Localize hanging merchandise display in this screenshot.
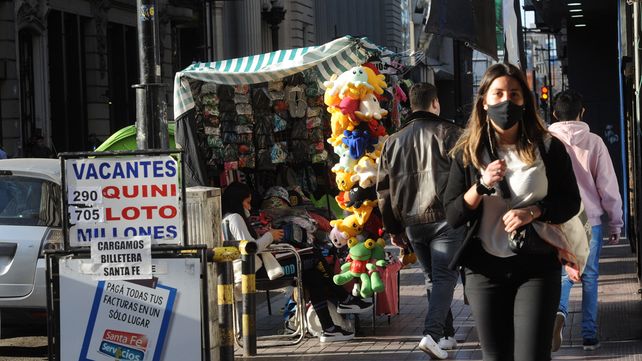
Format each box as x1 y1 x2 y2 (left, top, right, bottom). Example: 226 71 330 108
173 36 414 197
324 65 391 299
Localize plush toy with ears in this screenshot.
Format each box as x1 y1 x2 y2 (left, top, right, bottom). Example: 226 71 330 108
329 226 350 248
355 92 389 121
323 66 373 102
331 144 358 172
328 106 359 140
342 130 377 160
333 238 385 298
334 169 357 191
363 66 387 95
330 214 365 237
351 156 378 189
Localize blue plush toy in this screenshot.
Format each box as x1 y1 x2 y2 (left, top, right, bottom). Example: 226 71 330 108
342 129 378 159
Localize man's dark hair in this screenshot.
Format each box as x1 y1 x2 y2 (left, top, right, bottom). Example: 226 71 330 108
552 89 583 122
409 82 438 112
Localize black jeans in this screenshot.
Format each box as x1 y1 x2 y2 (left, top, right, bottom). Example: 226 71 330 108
256 250 348 330
464 240 561 361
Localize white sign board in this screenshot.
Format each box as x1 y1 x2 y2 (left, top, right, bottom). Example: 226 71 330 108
90 236 152 280
59 258 202 361
65 156 182 247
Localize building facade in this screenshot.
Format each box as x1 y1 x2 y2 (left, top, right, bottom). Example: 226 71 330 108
0 0 411 157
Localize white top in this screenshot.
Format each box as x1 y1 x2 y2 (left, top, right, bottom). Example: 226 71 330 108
223 212 274 277
223 213 274 252
478 145 548 257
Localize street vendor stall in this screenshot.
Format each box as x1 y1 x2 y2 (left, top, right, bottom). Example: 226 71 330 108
172 38 409 341
172 36 406 197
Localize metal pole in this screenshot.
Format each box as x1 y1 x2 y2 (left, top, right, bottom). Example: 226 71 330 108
240 240 257 356
633 0 642 287
634 1 641 135
204 0 214 61
134 0 168 150
217 260 234 361
547 33 553 123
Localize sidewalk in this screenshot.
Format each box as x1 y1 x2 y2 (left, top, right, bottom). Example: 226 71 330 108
236 242 642 360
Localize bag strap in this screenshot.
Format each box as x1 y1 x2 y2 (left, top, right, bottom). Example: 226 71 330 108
484 137 512 199
223 219 235 241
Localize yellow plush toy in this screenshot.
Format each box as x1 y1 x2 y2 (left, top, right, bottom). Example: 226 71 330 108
363 66 387 95
328 106 358 140
334 170 357 191
330 214 365 237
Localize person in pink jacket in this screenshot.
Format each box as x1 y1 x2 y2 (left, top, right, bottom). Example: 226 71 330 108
548 89 623 352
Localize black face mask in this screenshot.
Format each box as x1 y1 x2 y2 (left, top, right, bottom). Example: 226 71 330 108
486 100 524 130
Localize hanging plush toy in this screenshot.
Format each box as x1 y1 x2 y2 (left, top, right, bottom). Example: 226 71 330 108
331 144 358 172
362 66 387 95
333 238 385 298
323 66 373 102
325 63 390 297
355 93 389 121
334 169 357 191
345 184 377 209
329 226 350 248
342 129 377 159
350 156 378 189
329 214 365 238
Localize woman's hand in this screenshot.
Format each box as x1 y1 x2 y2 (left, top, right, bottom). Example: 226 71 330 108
502 206 539 233
269 228 284 242
565 265 581 282
482 159 507 188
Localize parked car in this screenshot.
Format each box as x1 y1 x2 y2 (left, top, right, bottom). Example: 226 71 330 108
0 159 62 337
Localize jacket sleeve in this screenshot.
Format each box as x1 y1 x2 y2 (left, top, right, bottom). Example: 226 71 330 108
437 125 463 200
376 139 404 235
594 139 624 235
444 152 481 228
226 213 273 252
538 137 581 224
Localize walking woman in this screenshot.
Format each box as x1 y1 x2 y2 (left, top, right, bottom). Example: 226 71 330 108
443 63 581 361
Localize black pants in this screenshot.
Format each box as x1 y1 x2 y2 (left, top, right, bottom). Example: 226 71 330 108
464 241 561 361
256 250 349 330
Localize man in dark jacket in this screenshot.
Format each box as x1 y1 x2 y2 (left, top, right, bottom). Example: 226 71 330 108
376 83 463 359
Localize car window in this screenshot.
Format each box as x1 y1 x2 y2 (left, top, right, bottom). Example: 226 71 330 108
0 176 61 227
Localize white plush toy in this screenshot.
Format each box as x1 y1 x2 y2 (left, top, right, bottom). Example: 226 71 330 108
331 144 358 172
355 92 389 120
350 156 378 188
323 66 374 100
329 226 350 248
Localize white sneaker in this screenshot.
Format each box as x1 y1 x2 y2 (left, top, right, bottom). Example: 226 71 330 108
551 311 565 352
319 325 354 342
438 336 458 350
419 335 448 359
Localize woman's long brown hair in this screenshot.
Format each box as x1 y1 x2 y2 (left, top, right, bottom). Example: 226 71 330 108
450 63 548 169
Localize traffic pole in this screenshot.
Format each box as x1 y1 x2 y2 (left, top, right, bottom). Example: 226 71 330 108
239 240 257 356
216 260 234 361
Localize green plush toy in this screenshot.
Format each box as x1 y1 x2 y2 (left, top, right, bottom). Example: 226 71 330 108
333 238 386 298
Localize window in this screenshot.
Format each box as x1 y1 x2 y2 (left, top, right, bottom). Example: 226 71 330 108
47 10 88 152
0 176 61 227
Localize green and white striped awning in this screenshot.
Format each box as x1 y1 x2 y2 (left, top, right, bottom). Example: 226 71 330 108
173 36 388 120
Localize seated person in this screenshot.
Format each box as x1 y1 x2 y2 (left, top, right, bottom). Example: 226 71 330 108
223 182 365 342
